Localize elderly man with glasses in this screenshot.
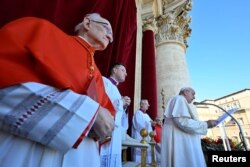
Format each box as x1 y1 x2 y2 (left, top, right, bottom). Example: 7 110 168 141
0 13 115 167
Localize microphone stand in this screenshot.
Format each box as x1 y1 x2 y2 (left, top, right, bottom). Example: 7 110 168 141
194 102 248 151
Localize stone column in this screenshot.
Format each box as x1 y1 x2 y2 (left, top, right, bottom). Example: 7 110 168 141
155 0 192 116
134 0 143 111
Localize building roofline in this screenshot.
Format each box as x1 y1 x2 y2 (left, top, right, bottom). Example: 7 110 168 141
214 88 250 101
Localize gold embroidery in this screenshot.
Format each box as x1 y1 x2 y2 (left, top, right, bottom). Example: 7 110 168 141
73 36 95 80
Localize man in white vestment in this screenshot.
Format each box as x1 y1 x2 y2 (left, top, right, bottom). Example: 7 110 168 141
132 99 155 163
100 63 131 167
161 87 218 167
0 13 115 167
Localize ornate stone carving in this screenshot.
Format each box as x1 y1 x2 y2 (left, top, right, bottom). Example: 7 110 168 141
161 88 166 112
142 17 157 32
155 0 192 47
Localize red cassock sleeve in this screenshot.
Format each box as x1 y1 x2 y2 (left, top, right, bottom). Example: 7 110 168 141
0 17 115 115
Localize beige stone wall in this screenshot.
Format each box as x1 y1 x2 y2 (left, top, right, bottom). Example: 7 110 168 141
196 89 250 149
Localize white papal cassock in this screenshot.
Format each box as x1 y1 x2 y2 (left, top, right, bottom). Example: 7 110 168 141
161 95 208 167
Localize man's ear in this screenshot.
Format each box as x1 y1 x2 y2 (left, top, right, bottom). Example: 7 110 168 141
82 17 91 31
183 90 189 96
113 68 118 74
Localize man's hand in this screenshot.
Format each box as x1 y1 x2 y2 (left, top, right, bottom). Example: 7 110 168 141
150 120 157 127
122 96 131 109
206 120 218 128
91 106 115 140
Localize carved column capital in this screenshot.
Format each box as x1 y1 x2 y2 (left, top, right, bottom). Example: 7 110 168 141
155 0 192 48
142 17 158 33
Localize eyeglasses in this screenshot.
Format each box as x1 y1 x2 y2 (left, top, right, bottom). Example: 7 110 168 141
90 20 109 27
89 19 113 42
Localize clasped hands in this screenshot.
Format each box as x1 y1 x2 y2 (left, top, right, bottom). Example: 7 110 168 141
122 96 131 109
88 96 131 141
89 106 115 142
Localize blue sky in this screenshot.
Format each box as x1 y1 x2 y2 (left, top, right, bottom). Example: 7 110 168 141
186 0 250 101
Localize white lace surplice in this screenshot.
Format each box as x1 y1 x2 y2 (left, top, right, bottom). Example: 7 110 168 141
0 82 100 167
132 110 153 163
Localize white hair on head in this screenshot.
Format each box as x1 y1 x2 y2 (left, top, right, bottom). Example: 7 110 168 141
179 87 194 95
85 13 101 19
74 13 102 33
74 22 83 33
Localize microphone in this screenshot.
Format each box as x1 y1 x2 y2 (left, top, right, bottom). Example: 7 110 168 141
193 102 202 105
193 101 210 105
193 101 248 151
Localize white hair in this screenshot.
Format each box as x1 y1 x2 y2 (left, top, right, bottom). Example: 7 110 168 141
74 22 83 33
74 13 102 33
179 87 194 95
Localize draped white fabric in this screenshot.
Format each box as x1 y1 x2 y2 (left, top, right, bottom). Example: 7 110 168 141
132 110 153 163
0 82 100 167
100 77 128 167
161 95 208 167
